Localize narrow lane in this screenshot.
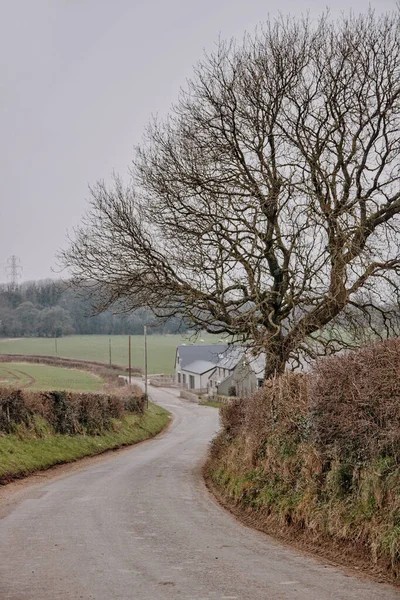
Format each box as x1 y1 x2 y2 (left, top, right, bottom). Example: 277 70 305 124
0 388 398 600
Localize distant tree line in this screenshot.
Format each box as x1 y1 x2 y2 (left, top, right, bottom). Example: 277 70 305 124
0 280 190 338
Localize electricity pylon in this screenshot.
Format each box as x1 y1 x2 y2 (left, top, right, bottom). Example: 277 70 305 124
6 255 22 290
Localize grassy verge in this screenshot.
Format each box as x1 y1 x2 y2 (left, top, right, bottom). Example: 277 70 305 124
199 400 222 408
206 438 400 584
206 361 400 584
0 402 169 483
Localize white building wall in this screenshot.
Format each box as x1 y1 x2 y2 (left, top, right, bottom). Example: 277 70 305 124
176 369 214 391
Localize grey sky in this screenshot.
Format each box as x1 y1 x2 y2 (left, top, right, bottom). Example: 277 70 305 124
0 0 396 283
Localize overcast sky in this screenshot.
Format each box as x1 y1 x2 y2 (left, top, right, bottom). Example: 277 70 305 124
0 0 397 283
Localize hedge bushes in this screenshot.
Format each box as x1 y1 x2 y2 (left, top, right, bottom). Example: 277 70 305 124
209 338 400 580
311 339 400 464
0 387 145 436
219 337 400 470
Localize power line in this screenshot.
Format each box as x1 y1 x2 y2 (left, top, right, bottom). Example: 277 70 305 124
6 255 22 290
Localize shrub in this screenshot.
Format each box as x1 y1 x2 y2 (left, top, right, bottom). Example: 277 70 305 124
0 388 31 433
220 397 246 438
0 386 145 436
237 372 309 463
49 390 76 434
208 339 400 578
310 338 400 465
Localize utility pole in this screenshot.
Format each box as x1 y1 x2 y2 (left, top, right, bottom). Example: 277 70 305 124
6 255 22 290
109 337 112 366
128 335 132 384
55 336 58 356
144 325 148 408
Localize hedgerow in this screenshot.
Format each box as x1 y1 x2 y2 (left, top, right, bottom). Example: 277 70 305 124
208 338 400 580
0 386 145 436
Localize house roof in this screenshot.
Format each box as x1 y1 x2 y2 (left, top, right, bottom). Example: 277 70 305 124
176 343 266 377
215 345 244 370
216 351 266 383
182 360 217 375
176 344 229 369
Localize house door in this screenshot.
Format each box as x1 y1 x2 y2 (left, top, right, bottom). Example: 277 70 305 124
189 375 195 389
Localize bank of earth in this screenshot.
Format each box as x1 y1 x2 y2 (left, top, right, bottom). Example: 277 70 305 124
0 401 170 484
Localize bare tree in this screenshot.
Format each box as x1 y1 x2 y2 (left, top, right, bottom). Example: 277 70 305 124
63 9 400 378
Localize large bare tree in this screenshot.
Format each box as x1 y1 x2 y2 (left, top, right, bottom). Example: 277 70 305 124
64 10 400 377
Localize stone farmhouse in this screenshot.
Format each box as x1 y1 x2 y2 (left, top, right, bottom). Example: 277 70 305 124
175 344 266 397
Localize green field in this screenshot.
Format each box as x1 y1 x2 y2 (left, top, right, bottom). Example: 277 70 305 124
0 333 226 374
0 363 103 392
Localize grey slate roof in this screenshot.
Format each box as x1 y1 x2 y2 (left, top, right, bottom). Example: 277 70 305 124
176 344 266 377
215 345 244 370
176 344 229 369
182 360 217 375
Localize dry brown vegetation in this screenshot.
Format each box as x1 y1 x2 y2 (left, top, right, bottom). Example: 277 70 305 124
207 338 400 582
311 341 400 464
0 385 145 437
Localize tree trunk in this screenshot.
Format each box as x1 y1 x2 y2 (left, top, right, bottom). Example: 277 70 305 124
263 341 288 380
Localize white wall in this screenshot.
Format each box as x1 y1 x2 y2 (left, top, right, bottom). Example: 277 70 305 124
176 369 214 390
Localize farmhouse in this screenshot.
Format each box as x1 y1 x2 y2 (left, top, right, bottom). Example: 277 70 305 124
175 344 266 397
175 344 228 392
213 352 265 398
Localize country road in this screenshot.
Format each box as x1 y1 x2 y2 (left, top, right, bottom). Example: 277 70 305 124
0 388 398 600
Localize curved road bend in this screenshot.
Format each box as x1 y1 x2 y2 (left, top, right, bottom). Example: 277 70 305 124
0 387 398 600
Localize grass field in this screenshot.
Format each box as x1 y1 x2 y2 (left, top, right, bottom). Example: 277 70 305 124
0 362 103 392
0 333 226 374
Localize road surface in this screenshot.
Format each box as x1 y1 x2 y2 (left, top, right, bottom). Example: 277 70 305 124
0 387 398 599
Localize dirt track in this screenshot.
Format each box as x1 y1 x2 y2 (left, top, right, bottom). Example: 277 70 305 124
0 365 36 387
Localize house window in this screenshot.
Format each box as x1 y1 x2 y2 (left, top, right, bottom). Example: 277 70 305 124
177 373 181 383
189 375 195 389
258 378 264 388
